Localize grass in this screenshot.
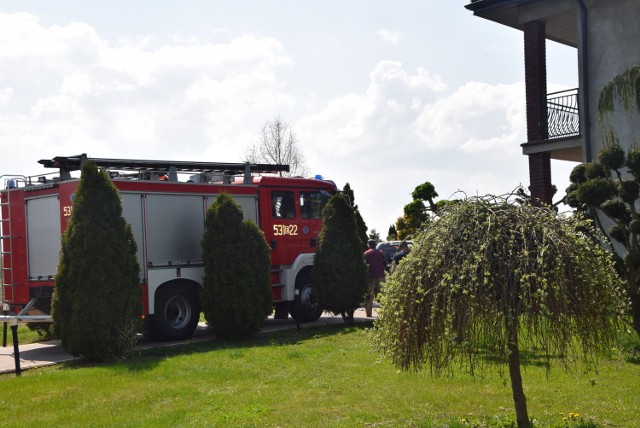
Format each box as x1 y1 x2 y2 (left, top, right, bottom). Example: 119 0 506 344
0 323 639 427
1 323 51 345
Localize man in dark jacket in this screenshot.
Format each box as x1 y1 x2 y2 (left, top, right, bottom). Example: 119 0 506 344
391 240 410 271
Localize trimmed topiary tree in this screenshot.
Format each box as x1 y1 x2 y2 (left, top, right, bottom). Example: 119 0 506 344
565 140 640 337
373 195 627 428
51 160 142 362
313 193 368 323
564 63 640 337
395 181 441 240
202 192 272 340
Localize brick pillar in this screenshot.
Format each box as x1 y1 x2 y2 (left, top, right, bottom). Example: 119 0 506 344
524 21 554 205
528 152 553 205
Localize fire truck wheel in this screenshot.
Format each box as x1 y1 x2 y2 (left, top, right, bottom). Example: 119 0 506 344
289 270 323 322
149 285 200 341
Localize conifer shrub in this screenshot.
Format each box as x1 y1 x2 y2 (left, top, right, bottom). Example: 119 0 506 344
201 192 272 340
312 193 368 323
51 161 142 362
343 183 369 250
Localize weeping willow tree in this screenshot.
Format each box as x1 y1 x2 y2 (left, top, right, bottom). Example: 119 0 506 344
373 195 627 428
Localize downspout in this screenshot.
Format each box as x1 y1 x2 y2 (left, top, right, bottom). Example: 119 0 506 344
576 0 592 162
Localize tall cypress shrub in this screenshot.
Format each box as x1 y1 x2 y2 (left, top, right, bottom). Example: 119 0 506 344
313 193 368 322
51 161 142 361
343 183 369 250
202 193 272 340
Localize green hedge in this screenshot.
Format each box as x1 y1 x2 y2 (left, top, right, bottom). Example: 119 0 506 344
201 193 272 340
52 160 142 362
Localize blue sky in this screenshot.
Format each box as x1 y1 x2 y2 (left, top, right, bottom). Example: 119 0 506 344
0 1 578 235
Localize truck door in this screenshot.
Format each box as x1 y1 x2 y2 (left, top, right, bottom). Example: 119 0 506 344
264 189 303 266
298 189 331 254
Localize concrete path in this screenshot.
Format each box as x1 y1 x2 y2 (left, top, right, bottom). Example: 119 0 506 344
0 307 377 375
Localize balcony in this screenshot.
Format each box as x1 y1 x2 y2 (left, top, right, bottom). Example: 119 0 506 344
522 88 582 162
547 88 579 139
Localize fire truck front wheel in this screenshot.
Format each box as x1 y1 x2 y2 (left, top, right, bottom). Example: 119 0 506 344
289 270 324 323
148 284 200 341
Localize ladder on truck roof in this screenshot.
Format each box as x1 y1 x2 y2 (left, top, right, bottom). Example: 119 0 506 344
0 175 27 306
38 154 290 184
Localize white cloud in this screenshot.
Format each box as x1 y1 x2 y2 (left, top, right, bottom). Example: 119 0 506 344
297 65 530 233
0 87 13 106
31 95 84 117
377 29 402 45
0 13 296 168
411 81 525 153
0 13 103 77
298 61 447 160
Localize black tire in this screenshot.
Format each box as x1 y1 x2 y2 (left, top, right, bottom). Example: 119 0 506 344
289 270 323 322
148 285 200 341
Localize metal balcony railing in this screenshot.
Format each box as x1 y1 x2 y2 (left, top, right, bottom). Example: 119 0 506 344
547 88 580 139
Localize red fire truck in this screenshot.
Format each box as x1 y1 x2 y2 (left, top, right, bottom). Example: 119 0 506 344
1 154 336 340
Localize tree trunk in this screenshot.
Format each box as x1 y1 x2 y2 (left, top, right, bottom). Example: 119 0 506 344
508 338 531 428
341 309 355 325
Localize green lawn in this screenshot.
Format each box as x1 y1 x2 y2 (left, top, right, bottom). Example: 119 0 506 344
5 323 51 345
1 323 638 427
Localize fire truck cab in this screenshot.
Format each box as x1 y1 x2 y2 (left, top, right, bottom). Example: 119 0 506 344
1 154 336 340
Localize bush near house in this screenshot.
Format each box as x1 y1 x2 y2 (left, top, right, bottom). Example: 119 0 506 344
201 192 272 340
51 160 142 362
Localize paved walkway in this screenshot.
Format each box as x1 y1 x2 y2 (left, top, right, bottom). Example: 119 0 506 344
0 307 377 375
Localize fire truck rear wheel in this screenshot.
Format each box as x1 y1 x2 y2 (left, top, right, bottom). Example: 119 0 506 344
289 270 323 322
148 285 200 341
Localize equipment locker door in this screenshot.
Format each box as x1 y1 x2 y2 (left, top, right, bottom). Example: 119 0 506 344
25 195 61 280
205 194 259 224
120 193 145 280
145 194 204 267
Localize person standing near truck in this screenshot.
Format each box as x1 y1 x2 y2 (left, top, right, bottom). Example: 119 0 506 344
363 239 386 317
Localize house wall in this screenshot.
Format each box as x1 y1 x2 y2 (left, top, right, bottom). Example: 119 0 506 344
585 0 640 158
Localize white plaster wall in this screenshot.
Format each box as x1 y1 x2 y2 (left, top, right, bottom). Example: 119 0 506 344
586 0 640 157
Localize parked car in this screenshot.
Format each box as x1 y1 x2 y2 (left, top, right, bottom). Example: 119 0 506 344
376 240 413 263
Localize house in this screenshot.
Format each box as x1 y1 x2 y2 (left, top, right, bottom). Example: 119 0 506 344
465 0 640 204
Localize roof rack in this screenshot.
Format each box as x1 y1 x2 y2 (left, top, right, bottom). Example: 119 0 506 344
38 154 290 183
